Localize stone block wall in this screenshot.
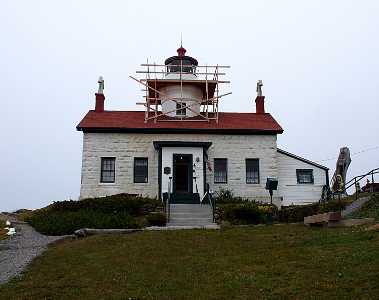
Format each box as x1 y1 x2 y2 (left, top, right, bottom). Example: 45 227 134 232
79 132 279 206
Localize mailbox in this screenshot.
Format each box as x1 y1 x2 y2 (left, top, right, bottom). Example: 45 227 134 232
164 167 171 175
266 178 278 191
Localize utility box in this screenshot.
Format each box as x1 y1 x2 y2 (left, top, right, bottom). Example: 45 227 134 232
266 178 278 191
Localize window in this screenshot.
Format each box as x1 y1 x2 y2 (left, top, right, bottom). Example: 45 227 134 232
214 158 227 183
246 159 259 184
167 59 195 73
101 158 115 183
134 158 148 183
176 102 186 115
297 169 314 184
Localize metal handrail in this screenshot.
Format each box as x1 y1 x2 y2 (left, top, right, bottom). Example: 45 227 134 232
319 167 378 213
344 168 378 193
167 180 171 223
194 177 199 203
206 183 216 223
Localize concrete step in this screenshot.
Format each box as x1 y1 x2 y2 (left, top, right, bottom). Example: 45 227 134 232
341 196 371 217
169 204 212 213
168 193 200 204
167 204 215 227
168 221 215 226
304 211 341 225
169 218 214 225
170 213 212 218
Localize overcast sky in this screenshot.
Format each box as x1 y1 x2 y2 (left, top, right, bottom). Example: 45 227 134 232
1 1 378 212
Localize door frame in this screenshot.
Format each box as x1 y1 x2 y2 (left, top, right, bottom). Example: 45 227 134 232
173 154 193 193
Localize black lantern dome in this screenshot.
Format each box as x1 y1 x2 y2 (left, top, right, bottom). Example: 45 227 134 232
164 46 198 74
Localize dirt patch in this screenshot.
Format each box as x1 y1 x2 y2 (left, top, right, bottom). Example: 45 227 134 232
366 223 379 231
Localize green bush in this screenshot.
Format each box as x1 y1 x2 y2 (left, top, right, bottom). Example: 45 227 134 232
49 195 156 215
22 195 164 235
316 199 346 214
288 206 307 223
216 197 249 205
23 211 139 236
217 187 235 199
217 202 266 225
215 187 249 205
147 214 166 226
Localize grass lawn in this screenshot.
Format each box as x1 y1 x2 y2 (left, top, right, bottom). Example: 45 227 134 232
1 224 378 299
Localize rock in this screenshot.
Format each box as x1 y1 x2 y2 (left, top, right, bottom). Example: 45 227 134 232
74 228 87 237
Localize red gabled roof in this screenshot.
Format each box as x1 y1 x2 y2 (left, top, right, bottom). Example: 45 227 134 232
76 111 283 134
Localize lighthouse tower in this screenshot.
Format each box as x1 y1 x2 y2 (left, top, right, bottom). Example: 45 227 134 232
132 46 230 123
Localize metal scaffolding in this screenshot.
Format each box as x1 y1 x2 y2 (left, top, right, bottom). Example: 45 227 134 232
130 60 231 123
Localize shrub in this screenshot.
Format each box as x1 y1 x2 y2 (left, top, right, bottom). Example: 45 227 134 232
217 187 234 199
23 211 139 235
216 197 248 205
147 214 166 226
288 206 307 223
217 202 266 225
316 199 346 214
258 205 274 214
48 195 157 215
21 195 164 235
274 202 319 223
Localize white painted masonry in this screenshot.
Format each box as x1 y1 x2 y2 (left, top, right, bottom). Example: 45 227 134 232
80 132 280 207
277 150 328 206
161 146 204 196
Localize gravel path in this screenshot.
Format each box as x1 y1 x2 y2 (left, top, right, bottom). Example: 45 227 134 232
0 213 62 286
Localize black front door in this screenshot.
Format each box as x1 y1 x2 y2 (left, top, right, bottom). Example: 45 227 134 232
173 154 192 193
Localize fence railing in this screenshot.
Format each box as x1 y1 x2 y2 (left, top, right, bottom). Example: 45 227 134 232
319 167 378 213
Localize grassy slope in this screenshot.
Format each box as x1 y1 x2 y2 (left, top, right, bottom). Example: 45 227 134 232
1 225 378 299
344 193 379 220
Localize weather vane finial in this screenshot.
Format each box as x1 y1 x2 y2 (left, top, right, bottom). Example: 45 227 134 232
181 34 183 47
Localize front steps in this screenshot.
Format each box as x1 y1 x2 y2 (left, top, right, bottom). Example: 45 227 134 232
167 204 216 227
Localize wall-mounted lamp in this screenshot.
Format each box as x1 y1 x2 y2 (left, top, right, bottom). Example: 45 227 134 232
196 157 200 162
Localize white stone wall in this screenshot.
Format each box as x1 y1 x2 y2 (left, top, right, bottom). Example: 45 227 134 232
80 132 279 206
277 152 328 206
206 134 279 206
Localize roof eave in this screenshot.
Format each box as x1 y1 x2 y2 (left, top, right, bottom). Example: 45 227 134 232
76 127 283 135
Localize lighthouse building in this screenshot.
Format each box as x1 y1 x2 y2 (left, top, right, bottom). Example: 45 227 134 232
77 47 328 208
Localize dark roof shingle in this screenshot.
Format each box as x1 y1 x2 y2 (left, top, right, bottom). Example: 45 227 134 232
77 111 283 134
